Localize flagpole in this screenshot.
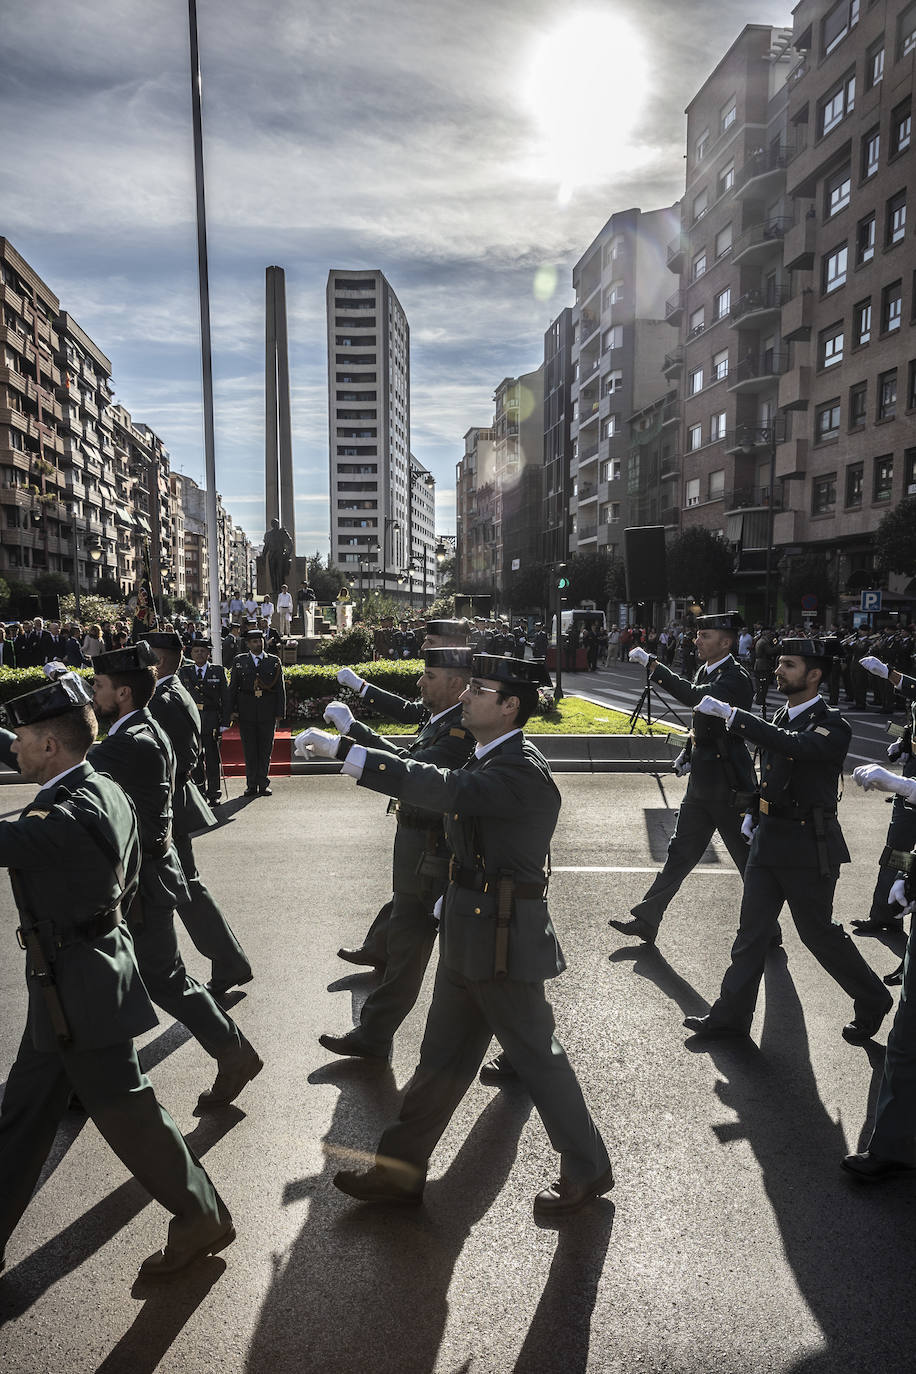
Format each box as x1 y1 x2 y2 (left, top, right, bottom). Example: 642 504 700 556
188 0 223 665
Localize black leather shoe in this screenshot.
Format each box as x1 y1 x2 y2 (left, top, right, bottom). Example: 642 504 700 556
337 946 386 970
533 1165 615 1217
206 972 254 999
207 795 222 806
885 962 904 987
842 1151 916 1182
851 916 904 934
318 1031 388 1061
333 1166 424 1205
243 787 258 797
608 916 657 945
683 1015 748 1039
138 1217 236 1277
842 996 894 1045
197 1036 263 1110
479 1053 519 1086
258 786 272 796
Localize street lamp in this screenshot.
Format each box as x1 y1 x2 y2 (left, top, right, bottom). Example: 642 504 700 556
382 519 399 598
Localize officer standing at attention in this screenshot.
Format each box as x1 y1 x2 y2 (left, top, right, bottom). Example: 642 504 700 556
144 632 253 999
0 672 234 1278
88 643 262 1108
611 612 757 945
302 655 612 1217
229 626 286 797
314 647 475 1060
179 637 231 806
684 638 893 1044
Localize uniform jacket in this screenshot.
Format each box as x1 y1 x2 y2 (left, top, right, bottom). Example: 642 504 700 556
179 659 231 726
25 629 55 667
0 639 15 668
0 751 158 1052
892 672 916 780
148 675 217 837
229 651 286 723
730 697 851 869
90 710 190 913
360 680 427 726
651 654 756 804
356 731 565 982
349 702 474 897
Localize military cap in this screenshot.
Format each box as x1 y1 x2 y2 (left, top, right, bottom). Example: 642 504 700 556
696 612 744 632
0 672 93 728
779 637 839 664
190 637 213 649
142 631 184 652
471 654 552 689
425 646 473 671
93 641 158 675
241 625 265 640
424 618 471 642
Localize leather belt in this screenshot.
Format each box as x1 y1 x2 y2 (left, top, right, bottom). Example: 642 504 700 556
47 904 124 951
759 799 836 820
448 861 546 900
396 813 442 830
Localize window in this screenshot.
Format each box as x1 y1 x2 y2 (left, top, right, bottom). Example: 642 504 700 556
607 279 624 304
687 423 703 452
867 38 885 88
604 502 621 524
605 369 624 393
693 188 709 221
714 287 731 320
846 462 864 506
712 348 729 381
601 457 621 482
822 244 848 293
692 251 707 281
862 128 880 179
854 299 872 345
686 478 700 507
812 474 837 513
856 213 875 264
695 127 710 162
819 322 845 368
603 325 623 351
718 163 735 197
909 361 916 411
887 191 907 246
878 370 897 421
720 98 737 133
688 306 706 336
849 380 867 427
715 224 733 259
823 0 859 55
826 166 851 217
709 468 725 499
688 366 704 396
602 415 620 438
892 101 911 157
898 1 916 58
874 454 893 500
816 399 841 440
819 73 855 137
710 412 727 441
882 281 903 333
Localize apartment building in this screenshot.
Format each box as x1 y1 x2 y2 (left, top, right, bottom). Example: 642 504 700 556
456 426 497 590
405 453 437 603
569 204 680 559
543 307 575 566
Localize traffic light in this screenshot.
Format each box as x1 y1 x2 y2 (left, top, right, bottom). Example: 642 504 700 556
557 576 570 590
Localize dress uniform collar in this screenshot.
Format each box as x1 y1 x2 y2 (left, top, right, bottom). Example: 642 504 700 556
474 727 523 761
31 759 93 806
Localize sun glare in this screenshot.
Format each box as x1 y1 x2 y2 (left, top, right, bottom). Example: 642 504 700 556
521 10 649 204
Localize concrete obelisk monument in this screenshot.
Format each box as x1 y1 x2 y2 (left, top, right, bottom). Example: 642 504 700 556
259 266 305 604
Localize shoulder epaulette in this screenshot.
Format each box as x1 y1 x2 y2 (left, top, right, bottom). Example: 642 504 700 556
449 727 470 739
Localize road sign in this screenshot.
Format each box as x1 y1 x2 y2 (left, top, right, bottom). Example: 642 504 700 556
860 590 882 613
800 593 818 612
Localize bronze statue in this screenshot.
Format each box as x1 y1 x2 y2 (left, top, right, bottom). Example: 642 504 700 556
263 517 293 596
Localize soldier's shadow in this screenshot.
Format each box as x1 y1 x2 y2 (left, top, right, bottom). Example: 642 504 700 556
248 1063 534 1373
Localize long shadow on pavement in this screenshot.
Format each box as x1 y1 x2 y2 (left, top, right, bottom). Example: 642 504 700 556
93 1256 228 1374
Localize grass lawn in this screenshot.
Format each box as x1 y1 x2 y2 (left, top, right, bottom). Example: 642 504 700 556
291 696 671 736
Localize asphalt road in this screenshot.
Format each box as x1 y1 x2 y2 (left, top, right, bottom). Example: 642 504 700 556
566 658 901 765
1 773 915 1374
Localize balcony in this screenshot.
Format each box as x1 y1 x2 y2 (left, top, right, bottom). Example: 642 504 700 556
727 351 787 393
578 524 598 542
731 217 792 266
733 144 794 200
580 312 600 343
723 421 786 455
775 437 808 479
724 486 783 513
781 288 814 340
660 398 680 428
665 291 685 325
662 346 684 378
666 233 687 274
778 364 812 411
782 213 816 271
577 482 598 503
729 282 791 327
578 442 599 466
660 505 681 528
659 456 681 480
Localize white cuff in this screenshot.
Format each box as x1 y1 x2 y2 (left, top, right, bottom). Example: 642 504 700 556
358 681 369 698
341 744 367 779
725 706 737 728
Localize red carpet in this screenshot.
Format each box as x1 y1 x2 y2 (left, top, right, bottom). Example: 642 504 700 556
219 725 292 777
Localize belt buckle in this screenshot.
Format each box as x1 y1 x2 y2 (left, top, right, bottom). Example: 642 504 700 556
759 799 770 815
15 926 25 951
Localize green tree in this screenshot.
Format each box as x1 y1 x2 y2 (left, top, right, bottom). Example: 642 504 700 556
665 528 733 604
875 495 916 576
304 553 348 603
505 564 550 614
425 593 456 618
566 551 627 606
780 551 834 616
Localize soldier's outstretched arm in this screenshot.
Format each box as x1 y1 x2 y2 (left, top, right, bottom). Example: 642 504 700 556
729 707 850 763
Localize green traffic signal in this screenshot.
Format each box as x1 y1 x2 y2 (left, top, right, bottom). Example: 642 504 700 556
557 577 570 589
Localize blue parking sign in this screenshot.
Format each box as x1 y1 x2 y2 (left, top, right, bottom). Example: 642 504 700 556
860 590 882 613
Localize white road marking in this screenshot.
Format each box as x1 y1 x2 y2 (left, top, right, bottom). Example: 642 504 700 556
552 865 739 875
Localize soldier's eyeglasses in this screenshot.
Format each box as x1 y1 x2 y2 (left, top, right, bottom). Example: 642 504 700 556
467 681 504 697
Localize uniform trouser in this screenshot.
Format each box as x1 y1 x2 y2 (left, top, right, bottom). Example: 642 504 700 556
193 711 222 799
868 794 916 922
869 922 916 1162
633 797 749 931
360 899 394 960
130 908 241 1060
174 833 252 987
0 1029 222 1257
240 718 276 790
707 861 890 1033
377 963 610 1186
358 892 438 1052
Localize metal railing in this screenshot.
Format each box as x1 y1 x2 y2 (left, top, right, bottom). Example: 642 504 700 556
729 282 792 323
724 486 784 511
732 217 793 259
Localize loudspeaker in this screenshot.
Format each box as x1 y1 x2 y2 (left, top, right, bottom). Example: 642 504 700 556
623 526 668 603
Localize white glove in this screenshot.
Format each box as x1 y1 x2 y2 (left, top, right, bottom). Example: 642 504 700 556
888 739 905 761
695 695 735 724
672 748 691 777
860 656 889 679
852 765 916 801
219 725 229 734
432 895 443 922
323 700 355 733
628 646 652 667
741 813 757 845
337 667 365 692
294 728 341 760
42 660 69 680
889 877 915 913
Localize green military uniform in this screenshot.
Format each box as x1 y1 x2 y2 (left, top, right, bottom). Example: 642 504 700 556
178 653 231 803
859 671 916 927
0 677 227 1272
228 637 286 794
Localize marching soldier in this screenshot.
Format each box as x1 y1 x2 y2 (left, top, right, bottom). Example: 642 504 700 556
179 637 231 805
611 612 757 944
228 626 286 797
684 638 892 1044
0 672 234 1278
314 647 475 1060
302 655 613 1218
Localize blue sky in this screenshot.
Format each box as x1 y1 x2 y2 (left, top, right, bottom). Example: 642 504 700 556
1 0 791 556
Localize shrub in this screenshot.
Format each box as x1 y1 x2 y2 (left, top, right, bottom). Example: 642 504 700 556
317 624 374 665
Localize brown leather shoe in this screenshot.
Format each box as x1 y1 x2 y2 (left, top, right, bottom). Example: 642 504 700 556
138 1217 236 1277
197 1036 263 1110
333 1165 424 1205
533 1165 614 1217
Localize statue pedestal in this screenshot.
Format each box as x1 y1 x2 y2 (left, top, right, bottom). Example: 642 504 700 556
336 603 353 634
257 552 309 600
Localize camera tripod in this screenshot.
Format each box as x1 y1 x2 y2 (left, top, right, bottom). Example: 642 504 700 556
627 664 690 734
